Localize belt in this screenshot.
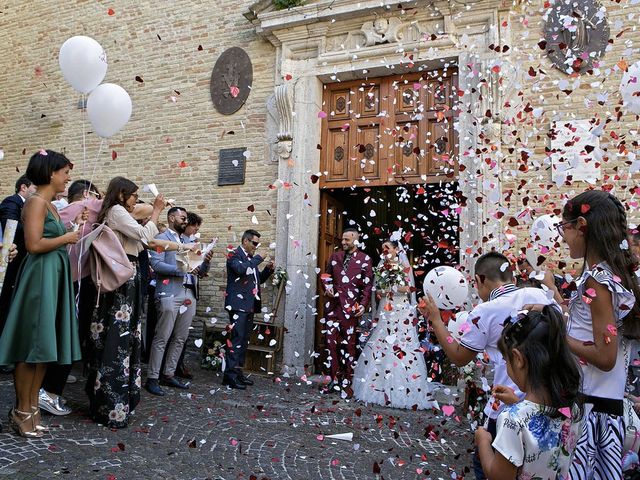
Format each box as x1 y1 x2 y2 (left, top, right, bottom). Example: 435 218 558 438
584 395 623 416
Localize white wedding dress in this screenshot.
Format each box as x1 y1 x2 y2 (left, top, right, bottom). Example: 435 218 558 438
352 263 437 411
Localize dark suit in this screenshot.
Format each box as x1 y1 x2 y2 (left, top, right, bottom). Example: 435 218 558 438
0 194 27 332
224 247 273 381
323 249 373 382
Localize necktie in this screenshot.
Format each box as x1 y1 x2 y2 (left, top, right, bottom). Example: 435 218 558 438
343 253 352 271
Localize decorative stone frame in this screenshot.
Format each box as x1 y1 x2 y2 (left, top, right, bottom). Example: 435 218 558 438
247 0 520 375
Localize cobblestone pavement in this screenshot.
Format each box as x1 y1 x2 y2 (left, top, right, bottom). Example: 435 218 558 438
0 362 473 480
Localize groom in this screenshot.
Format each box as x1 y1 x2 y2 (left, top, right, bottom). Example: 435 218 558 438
223 229 274 389
321 227 373 394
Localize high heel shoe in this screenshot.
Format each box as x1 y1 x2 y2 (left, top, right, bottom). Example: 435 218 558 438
8 408 44 438
31 407 50 433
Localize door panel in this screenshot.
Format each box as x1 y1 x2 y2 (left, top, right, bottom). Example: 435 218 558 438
356 125 381 181
315 192 344 372
325 128 349 182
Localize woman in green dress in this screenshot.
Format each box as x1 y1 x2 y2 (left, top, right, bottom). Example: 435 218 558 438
0 150 81 437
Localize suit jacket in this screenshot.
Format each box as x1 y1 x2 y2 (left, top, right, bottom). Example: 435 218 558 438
225 247 274 313
324 250 374 320
0 194 27 319
149 230 210 300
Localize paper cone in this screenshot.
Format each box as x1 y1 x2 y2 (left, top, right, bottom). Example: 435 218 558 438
325 432 353 441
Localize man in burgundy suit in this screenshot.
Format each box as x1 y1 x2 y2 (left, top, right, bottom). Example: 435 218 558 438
321 227 373 395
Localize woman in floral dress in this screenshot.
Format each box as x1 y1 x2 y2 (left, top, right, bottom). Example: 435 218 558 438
86 177 177 428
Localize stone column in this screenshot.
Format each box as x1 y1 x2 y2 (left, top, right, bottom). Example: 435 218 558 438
279 75 324 376
457 51 483 278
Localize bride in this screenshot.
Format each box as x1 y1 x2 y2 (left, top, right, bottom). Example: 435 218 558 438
352 239 437 410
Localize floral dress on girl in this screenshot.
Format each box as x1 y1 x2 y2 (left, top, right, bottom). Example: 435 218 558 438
492 400 582 480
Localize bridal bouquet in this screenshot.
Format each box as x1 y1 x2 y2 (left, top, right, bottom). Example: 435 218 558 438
374 261 410 291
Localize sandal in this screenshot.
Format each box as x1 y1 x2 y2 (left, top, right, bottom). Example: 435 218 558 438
31 407 50 433
8 408 43 438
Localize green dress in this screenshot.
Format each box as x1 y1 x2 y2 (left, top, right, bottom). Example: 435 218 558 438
0 208 80 365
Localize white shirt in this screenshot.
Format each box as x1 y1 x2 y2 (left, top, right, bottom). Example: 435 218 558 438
567 262 635 400
460 285 558 419
241 246 260 291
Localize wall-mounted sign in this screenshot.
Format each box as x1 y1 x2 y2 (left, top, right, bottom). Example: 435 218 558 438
210 47 253 115
550 120 601 183
218 147 247 186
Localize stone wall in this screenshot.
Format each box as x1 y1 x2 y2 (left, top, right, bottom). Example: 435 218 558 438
0 0 278 324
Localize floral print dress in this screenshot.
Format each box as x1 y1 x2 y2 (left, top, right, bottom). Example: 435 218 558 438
492 400 582 480
85 265 143 428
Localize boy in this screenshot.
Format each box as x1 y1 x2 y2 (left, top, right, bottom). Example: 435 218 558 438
418 252 560 480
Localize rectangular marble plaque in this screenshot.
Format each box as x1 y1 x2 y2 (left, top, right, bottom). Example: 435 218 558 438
218 147 247 186
550 120 601 183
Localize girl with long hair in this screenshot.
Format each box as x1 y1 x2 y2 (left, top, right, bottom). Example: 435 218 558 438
560 190 640 479
475 306 583 479
85 176 170 428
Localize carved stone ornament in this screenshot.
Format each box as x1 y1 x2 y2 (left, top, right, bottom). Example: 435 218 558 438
276 139 292 161
361 17 404 47
275 84 293 141
210 47 253 115
543 0 610 75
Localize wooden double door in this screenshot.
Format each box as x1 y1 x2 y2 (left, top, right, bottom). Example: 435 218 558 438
319 69 458 188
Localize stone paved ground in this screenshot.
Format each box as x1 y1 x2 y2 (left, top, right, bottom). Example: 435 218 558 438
0 360 473 480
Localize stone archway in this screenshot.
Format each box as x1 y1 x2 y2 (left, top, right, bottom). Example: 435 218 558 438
247 0 520 375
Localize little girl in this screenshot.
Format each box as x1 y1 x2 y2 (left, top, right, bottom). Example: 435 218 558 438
475 305 583 479
560 190 640 479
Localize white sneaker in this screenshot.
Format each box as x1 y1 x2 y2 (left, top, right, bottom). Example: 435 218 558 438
66 375 77 384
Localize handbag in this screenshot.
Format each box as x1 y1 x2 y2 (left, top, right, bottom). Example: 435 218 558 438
624 397 640 453
89 223 135 300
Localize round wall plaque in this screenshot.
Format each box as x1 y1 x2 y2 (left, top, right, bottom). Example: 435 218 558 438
210 47 253 115
543 0 609 75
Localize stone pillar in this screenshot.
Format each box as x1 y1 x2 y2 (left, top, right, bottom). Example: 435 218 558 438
457 51 483 278
279 75 323 376
457 51 504 279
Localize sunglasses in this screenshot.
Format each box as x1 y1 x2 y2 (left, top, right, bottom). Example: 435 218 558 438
555 219 578 236
251 241 261 247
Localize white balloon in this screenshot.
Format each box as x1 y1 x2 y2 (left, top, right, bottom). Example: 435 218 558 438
423 266 468 310
86 83 132 138
59 36 107 94
530 214 561 250
447 311 469 339
620 62 640 115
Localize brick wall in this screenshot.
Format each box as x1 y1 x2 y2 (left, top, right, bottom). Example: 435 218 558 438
494 3 640 274
0 0 279 324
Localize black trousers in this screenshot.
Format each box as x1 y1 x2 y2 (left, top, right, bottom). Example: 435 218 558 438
224 310 253 379
42 278 97 396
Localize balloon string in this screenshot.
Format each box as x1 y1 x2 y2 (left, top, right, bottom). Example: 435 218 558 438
81 94 87 175
75 137 104 311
